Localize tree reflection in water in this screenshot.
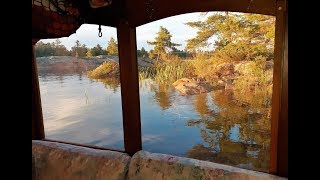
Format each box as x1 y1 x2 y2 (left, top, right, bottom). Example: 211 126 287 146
187 90 271 172
194 93 211 117
150 83 173 110
95 77 120 93
89 76 272 172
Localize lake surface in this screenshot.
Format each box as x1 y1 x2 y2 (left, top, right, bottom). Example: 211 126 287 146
38 73 271 172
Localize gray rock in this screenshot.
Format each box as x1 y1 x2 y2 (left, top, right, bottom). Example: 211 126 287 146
173 78 213 95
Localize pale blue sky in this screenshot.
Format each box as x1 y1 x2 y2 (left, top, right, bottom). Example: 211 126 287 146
40 12 215 51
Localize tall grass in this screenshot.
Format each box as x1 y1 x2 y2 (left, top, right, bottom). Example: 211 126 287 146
153 60 193 83
138 66 156 81
139 60 194 84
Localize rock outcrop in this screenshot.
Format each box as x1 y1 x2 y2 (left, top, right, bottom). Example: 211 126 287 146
172 78 213 95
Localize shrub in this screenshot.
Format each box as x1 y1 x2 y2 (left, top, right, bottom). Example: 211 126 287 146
87 61 119 79
233 59 273 112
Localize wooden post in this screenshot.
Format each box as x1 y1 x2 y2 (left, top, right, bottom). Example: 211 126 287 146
32 40 45 140
117 21 142 155
270 0 288 177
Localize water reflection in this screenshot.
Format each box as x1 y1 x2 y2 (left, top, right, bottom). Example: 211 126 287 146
193 93 211 117
95 77 120 93
137 80 271 172
38 73 124 150
151 83 173 110
186 90 271 171
38 72 271 172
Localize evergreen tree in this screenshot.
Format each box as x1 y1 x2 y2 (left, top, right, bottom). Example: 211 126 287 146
171 47 187 58
106 37 118 55
149 50 155 59
91 44 106 56
185 13 275 61
34 41 55 57
147 26 181 60
71 40 88 57
137 47 148 58
54 39 69 56
86 50 93 57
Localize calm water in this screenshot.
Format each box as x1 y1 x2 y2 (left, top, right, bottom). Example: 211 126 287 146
38 73 271 172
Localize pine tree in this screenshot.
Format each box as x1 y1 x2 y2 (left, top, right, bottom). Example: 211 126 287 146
149 50 155 59
55 39 62 46
106 37 118 56
71 40 87 57
137 47 148 58
34 41 55 57
54 39 69 56
147 26 181 60
75 40 81 48
86 50 93 57
185 13 275 61
91 44 105 56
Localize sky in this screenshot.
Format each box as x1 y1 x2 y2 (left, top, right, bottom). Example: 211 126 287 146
40 12 215 51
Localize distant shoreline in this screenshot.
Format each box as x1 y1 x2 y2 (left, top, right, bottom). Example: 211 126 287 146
36 56 153 75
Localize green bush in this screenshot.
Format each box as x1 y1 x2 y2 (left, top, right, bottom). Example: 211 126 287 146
87 61 120 79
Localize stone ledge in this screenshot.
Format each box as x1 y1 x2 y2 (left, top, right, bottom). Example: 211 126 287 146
32 140 130 180
127 150 287 180
32 141 287 180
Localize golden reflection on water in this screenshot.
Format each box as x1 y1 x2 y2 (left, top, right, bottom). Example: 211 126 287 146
186 89 271 171
97 76 272 171
48 72 272 172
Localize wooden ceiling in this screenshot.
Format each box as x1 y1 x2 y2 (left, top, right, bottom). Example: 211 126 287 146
32 0 278 39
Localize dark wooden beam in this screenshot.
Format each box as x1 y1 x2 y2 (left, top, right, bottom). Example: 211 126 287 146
126 0 276 27
85 7 120 28
277 0 288 176
81 0 127 28
32 41 45 140
270 0 287 177
117 21 142 156
33 0 277 35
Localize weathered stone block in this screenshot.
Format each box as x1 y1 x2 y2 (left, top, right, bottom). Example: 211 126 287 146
32 140 130 180
127 150 287 180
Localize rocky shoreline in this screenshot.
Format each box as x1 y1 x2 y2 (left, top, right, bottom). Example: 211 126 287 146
172 60 273 95
36 56 153 75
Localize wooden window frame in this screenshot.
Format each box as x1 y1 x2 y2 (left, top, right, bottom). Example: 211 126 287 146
32 0 287 177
